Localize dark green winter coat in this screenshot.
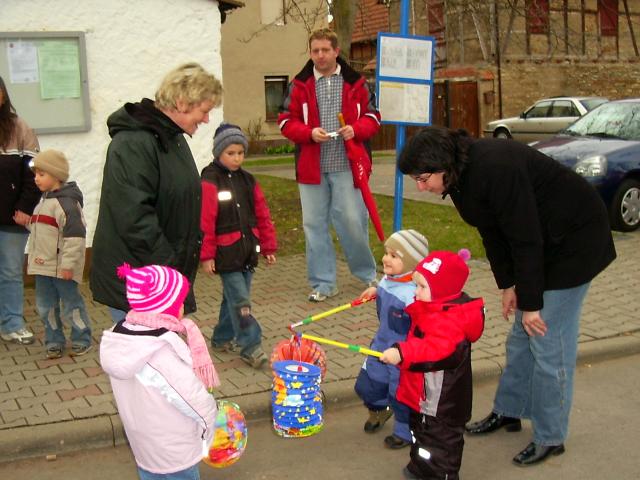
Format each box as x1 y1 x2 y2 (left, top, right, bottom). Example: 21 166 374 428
90 99 202 313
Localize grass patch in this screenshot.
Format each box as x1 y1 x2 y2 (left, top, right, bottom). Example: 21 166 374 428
255 174 486 262
246 156 294 167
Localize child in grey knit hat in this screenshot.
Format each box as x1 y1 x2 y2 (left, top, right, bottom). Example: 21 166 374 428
200 123 278 369
354 229 430 450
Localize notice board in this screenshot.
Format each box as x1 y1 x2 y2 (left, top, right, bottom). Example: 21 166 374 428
376 32 435 126
0 31 90 134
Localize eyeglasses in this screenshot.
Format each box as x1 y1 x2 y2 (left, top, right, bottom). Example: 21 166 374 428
410 173 433 183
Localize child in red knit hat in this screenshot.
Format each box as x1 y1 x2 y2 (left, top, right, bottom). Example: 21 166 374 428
381 250 485 480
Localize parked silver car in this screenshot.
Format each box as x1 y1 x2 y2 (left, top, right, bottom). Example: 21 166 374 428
484 96 608 143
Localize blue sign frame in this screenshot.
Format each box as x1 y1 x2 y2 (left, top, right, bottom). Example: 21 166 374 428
375 32 435 127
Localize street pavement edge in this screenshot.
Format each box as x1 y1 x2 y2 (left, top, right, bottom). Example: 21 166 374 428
2 332 639 464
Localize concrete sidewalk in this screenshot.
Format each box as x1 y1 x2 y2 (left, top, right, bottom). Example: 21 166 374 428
1 165 639 462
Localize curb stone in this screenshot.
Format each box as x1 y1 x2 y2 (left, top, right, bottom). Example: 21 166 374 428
3 333 639 464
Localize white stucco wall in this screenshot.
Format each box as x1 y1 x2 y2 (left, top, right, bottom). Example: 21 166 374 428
1 0 225 245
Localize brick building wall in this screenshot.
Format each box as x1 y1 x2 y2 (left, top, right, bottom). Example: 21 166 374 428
496 59 640 117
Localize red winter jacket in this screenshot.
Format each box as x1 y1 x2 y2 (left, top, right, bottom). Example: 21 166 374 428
277 57 381 184
395 295 485 425
200 163 277 272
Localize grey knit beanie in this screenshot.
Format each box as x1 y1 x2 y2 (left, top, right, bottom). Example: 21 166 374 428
384 229 430 273
31 149 69 182
212 123 249 159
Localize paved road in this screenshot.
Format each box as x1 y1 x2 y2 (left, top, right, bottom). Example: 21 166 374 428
1 354 638 479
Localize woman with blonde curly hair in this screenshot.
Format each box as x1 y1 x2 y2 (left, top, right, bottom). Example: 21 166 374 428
91 63 223 321
0 76 40 345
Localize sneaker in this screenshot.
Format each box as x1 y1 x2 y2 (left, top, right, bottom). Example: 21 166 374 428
384 434 411 449
308 288 339 302
241 348 268 369
1 327 35 345
212 340 238 353
366 279 378 288
364 407 393 433
70 344 92 357
46 345 63 359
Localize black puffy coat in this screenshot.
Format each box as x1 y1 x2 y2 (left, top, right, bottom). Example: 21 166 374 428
90 99 202 313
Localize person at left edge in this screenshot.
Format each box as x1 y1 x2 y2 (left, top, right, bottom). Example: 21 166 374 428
0 75 40 345
90 63 222 322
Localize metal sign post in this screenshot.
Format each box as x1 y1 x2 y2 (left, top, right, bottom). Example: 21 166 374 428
375 1 435 231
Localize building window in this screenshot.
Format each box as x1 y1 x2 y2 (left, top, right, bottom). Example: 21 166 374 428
599 0 618 36
526 0 550 34
265 76 288 121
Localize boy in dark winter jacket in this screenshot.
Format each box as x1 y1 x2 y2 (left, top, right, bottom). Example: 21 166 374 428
200 123 277 369
381 250 485 480
355 229 429 450
27 150 92 359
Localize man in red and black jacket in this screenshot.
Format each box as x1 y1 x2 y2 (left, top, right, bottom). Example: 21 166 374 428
278 28 381 303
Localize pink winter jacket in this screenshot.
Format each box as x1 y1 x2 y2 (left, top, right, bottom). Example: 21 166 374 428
100 321 217 474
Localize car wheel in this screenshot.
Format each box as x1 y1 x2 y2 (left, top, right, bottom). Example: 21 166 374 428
609 178 640 232
494 128 511 139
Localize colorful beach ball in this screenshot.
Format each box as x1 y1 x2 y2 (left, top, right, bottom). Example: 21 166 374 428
202 400 248 468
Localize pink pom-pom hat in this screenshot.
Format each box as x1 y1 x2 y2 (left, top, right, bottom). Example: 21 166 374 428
117 263 190 318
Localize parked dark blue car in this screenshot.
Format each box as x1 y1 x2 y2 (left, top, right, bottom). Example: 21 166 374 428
531 99 640 231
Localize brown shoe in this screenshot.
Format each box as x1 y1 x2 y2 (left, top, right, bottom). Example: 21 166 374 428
241 348 268 369
211 340 238 353
364 407 393 433
46 345 63 359
384 434 411 449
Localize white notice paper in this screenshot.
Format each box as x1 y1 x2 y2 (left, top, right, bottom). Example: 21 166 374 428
379 81 430 124
7 41 39 83
379 36 432 81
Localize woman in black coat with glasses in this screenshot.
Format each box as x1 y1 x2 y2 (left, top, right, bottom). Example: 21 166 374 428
398 126 616 468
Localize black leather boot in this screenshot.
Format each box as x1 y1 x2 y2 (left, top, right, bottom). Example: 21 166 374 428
465 412 521 434
512 442 565 466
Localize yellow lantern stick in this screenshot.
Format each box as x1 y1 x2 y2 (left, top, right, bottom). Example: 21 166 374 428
288 295 376 331
299 333 383 358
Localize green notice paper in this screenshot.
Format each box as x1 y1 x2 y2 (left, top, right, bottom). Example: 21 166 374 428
38 40 81 99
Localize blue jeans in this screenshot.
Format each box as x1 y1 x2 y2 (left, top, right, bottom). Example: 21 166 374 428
213 270 262 357
493 282 591 445
35 275 92 348
0 229 29 334
137 463 199 480
298 170 376 294
109 307 127 323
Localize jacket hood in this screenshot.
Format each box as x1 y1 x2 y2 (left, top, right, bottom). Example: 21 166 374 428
107 98 184 152
406 295 485 343
46 181 84 207
100 327 179 380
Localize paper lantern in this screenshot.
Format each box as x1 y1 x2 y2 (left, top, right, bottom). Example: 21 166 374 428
202 400 247 468
270 338 327 380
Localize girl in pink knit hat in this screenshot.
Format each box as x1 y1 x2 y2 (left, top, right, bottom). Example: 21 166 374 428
100 263 220 480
